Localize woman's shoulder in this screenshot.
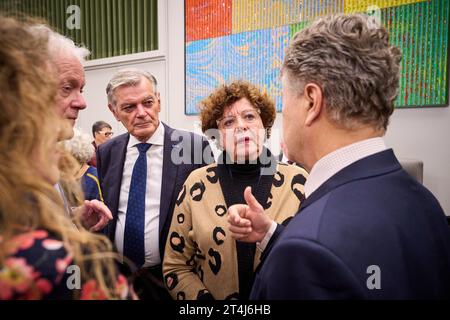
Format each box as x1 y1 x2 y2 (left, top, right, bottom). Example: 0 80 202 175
184 163 218 185
2 229 133 300
1 229 73 300
85 166 99 177
276 162 309 180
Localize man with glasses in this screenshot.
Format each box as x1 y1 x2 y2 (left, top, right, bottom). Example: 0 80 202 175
89 120 113 167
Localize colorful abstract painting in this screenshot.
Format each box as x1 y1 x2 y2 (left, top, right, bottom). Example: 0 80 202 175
185 0 449 114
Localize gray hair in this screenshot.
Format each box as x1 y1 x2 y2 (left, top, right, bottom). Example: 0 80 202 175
283 14 401 131
27 24 90 63
106 68 158 107
62 128 95 164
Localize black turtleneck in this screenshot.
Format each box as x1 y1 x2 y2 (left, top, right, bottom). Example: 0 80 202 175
217 152 276 300
225 162 261 200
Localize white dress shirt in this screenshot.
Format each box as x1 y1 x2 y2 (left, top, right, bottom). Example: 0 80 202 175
304 137 387 198
115 122 165 267
258 137 388 251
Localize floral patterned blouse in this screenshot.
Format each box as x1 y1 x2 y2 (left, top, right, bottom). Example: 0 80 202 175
0 229 131 300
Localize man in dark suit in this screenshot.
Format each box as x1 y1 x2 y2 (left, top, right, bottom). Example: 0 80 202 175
227 14 450 299
97 69 212 299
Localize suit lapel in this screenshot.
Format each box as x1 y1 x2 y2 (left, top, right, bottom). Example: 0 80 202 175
159 124 179 236
106 134 129 241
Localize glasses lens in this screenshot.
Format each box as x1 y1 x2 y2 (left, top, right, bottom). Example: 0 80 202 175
98 131 113 137
218 109 260 128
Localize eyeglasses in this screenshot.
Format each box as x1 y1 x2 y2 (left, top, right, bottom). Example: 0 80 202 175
98 131 114 137
216 109 261 129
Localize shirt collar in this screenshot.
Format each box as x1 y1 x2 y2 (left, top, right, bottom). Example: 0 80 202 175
127 121 165 149
304 137 387 198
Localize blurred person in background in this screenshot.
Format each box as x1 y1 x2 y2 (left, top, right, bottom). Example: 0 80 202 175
88 120 113 167
62 128 103 203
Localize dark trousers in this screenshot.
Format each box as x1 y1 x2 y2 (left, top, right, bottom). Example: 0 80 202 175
119 263 172 300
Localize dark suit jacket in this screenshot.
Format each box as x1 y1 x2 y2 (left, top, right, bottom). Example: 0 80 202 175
97 122 212 260
251 149 450 299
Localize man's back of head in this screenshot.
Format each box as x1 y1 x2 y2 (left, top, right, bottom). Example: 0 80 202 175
281 14 402 169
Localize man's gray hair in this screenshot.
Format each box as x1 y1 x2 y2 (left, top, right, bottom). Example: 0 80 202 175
283 14 402 131
106 68 158 107
27 24 90 63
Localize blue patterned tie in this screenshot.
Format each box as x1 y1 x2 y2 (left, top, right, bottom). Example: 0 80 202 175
123 143 151 269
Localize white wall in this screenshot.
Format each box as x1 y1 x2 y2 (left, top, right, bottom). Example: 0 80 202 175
76 0 170 137
385 107 450 214
78 0 450 214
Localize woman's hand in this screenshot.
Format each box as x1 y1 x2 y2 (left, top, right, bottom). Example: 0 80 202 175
227 186 273 243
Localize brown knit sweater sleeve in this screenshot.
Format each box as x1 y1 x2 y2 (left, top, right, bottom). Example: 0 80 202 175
163 177 212 300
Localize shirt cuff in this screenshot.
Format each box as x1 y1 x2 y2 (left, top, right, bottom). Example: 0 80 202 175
257 221 277 252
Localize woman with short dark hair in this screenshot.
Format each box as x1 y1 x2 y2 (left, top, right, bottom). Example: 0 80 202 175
163 80 308 300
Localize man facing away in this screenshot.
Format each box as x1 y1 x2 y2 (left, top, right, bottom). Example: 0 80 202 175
227 14 450 299
97 68 212 299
